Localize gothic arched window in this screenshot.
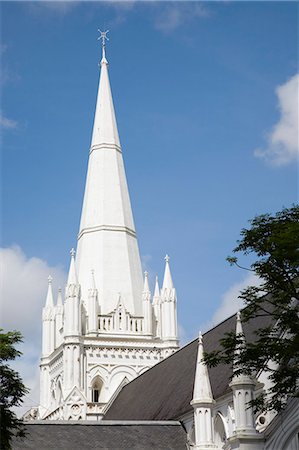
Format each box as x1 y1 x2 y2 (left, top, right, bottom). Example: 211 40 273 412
91 376 103 403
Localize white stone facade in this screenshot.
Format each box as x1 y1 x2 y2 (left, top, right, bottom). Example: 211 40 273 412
38 43 179 421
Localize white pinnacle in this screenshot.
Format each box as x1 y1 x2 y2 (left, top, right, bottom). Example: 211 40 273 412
154 276 160 297
67 248 78 286
143 271 150 293
192 331 214 405
57 287 63 307
235 311 246 358
45 275 54 308
89 269 97 291
162 254 174 291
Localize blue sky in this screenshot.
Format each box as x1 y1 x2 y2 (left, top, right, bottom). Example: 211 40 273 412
1 1 298 413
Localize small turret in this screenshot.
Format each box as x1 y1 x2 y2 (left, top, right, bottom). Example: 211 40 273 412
190 332 216 449
161 255 178 343
42 276 55 356
142 271 152 335
229 312 257 436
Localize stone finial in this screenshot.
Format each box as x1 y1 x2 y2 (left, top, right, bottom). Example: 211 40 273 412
45 275 54 308
162 254 174 291
143 270 150 296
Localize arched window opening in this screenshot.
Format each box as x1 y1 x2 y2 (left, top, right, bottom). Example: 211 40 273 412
214 413 227 448
91 376 103 403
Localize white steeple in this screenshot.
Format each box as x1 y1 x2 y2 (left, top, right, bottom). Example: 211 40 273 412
191 332 216 449
76 33 143 316
38 36 180 421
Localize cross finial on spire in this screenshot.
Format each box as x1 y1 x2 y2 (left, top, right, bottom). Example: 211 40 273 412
48 275 53 285
98 29 109 62
70 248 76 258
98 29 109 47
165 254 170 263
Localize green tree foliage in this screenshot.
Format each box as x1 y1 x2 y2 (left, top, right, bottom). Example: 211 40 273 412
204 205 299 413
0 330 29 450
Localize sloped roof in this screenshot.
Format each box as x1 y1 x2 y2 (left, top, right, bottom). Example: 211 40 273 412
104 312 272 421
12 421 187 450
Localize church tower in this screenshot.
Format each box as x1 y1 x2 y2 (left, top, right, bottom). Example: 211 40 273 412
38 33 179 421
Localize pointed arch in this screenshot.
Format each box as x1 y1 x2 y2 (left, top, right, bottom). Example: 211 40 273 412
91 375 104 403
214 412 227 448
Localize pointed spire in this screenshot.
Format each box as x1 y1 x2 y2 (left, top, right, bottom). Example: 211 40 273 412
162 254 174 290
236 310 244 335
88 269 97 297
90 269 96 289
153 276 160 298
232 311 248 378
91 30 120 148
191 332 214 405
57 287 63 307
234 311 246 360
45 275 54 308
76 34 143 316
143 271 150 293
67 248 78 286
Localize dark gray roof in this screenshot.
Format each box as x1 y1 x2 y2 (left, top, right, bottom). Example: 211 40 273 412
12 421 187 450
104 312 273 421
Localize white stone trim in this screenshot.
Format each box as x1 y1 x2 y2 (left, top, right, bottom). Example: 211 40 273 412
77 224 136 240
90 142 122 154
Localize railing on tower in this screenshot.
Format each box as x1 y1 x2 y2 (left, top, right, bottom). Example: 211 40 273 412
98 310 144 335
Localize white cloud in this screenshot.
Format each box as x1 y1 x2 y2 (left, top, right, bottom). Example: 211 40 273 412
199 273 260 333
254 73 299 166
0 112 18 130
0 246 66 416
154 2 210 33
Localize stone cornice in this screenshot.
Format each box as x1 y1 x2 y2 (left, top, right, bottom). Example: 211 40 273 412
78 224 136 240
89 142 122 154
